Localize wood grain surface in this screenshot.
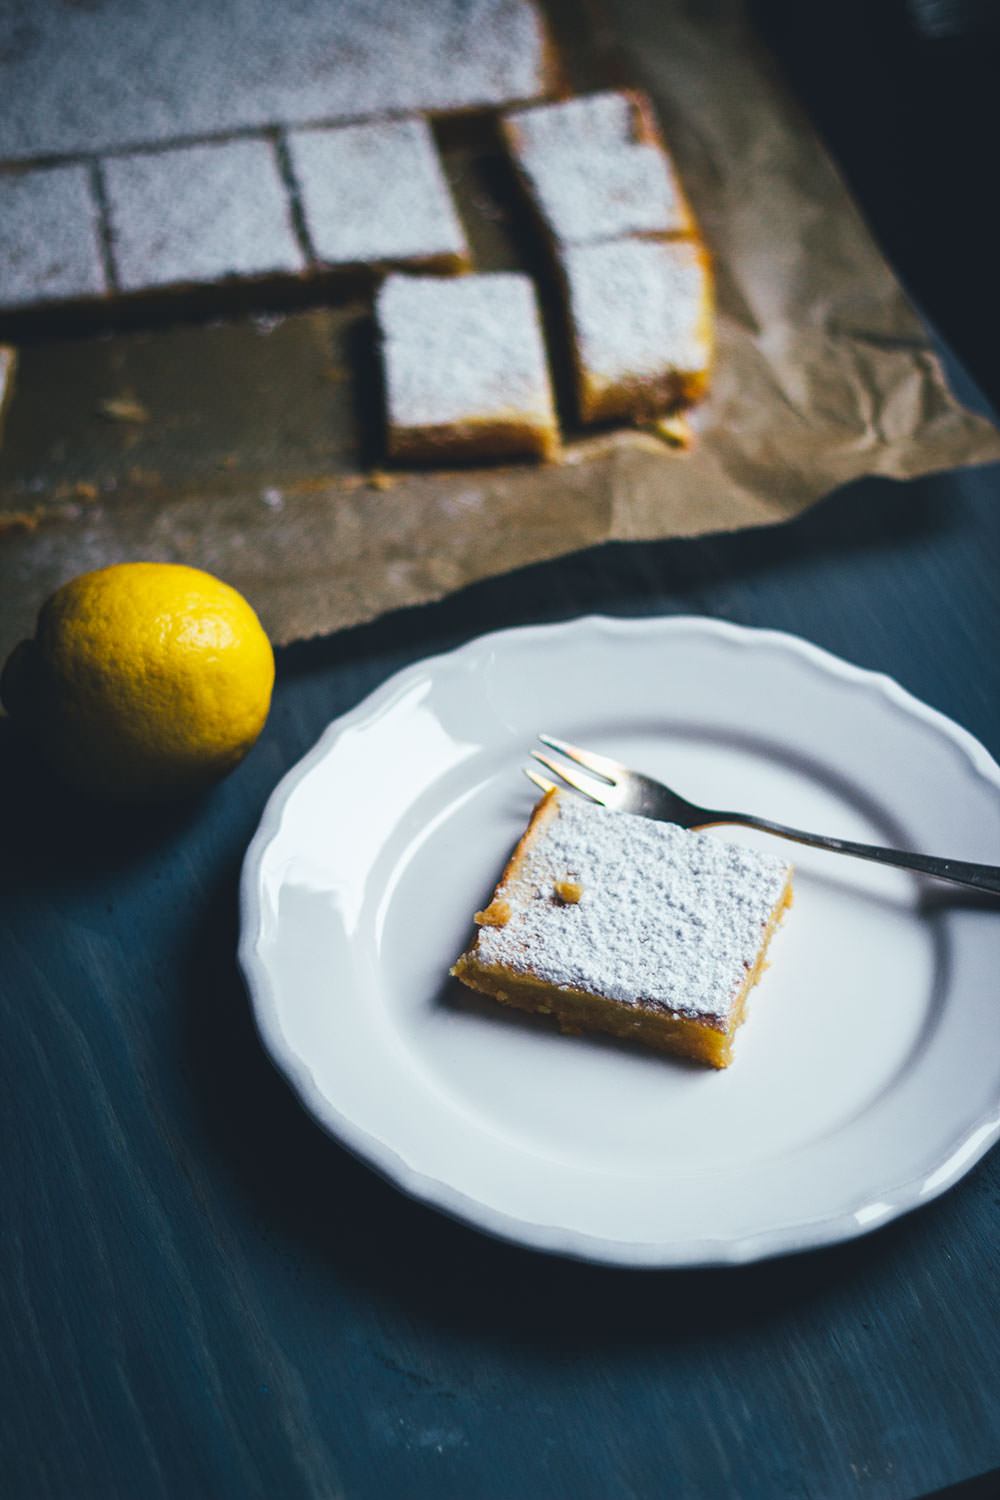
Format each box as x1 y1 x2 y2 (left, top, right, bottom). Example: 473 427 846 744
2 468 999 1500
3 4 1000 1494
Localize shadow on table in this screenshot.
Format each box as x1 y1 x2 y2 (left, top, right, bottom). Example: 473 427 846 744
0 714 208 891
749 0 1000 420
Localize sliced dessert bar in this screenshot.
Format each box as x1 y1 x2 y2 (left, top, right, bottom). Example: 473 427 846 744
451 789 792 1068
562 236 714 423
0 165 108 313
286 117 469 275
102 139 304 293
377 271 560 463
500 89 695 247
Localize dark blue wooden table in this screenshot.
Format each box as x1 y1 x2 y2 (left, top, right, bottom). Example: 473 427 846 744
2 463 999 1500
4 5 1000 1495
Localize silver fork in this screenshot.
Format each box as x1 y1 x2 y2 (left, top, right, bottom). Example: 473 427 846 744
528 734 1000 896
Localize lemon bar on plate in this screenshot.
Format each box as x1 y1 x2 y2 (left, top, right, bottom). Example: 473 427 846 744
451 789 792 1068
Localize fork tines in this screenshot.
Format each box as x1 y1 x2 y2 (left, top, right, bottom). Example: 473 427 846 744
526 734 620 807
537 734 621 782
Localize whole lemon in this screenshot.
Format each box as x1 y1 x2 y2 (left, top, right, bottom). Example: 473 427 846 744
1 562 275 802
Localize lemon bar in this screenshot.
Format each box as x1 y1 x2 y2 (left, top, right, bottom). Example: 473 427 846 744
500 89 696 247
451 789 792 1068
377 271 560 463
286 117 470 275
561 237 714 424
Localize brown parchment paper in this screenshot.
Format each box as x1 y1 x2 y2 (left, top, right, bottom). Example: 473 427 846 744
1 0 998 664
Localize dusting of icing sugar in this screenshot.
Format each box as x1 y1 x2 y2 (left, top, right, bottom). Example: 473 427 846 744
563 237 711 387
287 117 468 268
377 271 557 430
474 794 790 1024
102 139 304 291
0 0 554 165
505 91 691 245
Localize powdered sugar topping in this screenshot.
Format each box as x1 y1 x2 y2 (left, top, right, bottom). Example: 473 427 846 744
564 237 711 384
102 139 304 290
287 117 467 268
504 91 691 245
475 794 790 1024
377 271 556 429
0 0 554 164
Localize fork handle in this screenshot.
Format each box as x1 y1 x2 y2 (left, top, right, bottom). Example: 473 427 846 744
700 813 1000 895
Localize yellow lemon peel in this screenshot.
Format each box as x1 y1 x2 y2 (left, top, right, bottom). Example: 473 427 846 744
1 562 275 802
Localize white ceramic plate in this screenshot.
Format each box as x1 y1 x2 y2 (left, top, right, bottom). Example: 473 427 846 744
239 616 1000 1267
